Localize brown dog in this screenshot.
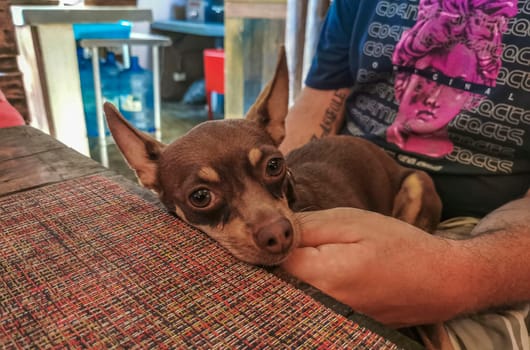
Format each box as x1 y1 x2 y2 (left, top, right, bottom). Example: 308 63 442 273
103 48 441 266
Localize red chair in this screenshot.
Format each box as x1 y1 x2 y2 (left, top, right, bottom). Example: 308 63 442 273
0 89 24 128
203 48 225 120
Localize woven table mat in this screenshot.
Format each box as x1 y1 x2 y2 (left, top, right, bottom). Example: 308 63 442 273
0 175 401 349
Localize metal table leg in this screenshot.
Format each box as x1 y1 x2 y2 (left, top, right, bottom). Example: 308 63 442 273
91 47 108 168
152 46 161 141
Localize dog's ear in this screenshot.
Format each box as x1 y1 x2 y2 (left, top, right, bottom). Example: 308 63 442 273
103 102 166 192
245 45 289 146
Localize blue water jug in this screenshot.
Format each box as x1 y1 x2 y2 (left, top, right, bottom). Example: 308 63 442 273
205 0 224 23
118 56 154 133
78 50 119 137
101 51 121 109
77 47 98 137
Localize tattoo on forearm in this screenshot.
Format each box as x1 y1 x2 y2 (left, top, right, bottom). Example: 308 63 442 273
313 90 347 140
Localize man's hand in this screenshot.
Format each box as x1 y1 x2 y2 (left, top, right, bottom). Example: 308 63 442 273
281 208 471 327
281 193 530 328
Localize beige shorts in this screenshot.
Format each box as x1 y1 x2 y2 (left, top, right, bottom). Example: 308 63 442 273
418 217 530 350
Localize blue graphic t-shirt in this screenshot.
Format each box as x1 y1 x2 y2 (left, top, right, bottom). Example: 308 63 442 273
306 0 530 218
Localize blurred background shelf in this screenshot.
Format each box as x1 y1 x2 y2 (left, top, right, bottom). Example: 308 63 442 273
152 20 224 38
11 5 153 156
79 32 171 167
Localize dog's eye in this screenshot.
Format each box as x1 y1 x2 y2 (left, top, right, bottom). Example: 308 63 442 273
266 157 284 177
189 188 212 208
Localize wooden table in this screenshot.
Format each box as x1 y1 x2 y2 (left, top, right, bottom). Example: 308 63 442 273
0 125 423 349
0 125 155 204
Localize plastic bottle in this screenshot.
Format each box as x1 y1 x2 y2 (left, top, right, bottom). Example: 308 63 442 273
118 56 155 133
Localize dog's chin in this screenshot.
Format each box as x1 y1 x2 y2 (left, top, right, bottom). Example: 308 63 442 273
236 249 293 267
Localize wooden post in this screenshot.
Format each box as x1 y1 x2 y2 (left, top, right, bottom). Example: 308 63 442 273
225 0 286 119
285 0 307 105
302 0 328 82
224 17 244 119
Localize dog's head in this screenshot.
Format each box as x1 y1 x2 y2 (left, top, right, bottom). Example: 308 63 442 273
104 47 296 265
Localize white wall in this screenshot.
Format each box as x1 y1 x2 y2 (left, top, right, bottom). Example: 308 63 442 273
133 0 182 69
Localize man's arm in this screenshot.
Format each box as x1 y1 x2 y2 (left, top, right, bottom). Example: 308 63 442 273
279 86 350 154
460 193 530 313
281 193 530 327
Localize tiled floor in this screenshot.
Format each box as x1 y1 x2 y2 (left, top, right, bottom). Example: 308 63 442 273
88 101 207 182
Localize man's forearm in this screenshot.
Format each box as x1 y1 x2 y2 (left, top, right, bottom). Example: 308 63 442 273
280 86 350 154
312 89 348 140
453 195 530 314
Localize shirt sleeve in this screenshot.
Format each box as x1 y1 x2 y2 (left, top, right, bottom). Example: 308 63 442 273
305 0 357 90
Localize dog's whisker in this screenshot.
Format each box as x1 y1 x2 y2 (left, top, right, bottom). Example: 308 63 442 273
297 205 319 212
297 211 327 226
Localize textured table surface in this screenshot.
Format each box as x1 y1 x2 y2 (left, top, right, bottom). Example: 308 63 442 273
0 125 422 349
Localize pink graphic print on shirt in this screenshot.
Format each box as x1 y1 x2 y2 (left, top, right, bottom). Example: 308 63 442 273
387 0 518 158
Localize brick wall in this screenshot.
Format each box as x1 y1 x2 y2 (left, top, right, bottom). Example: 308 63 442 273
0 0 29 122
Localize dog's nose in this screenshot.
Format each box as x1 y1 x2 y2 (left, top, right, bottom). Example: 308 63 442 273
253 218 293 254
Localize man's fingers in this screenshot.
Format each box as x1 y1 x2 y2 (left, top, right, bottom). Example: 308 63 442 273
295 208 380 246
281 244 362 284
281 247 322 280
280 246 348 288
